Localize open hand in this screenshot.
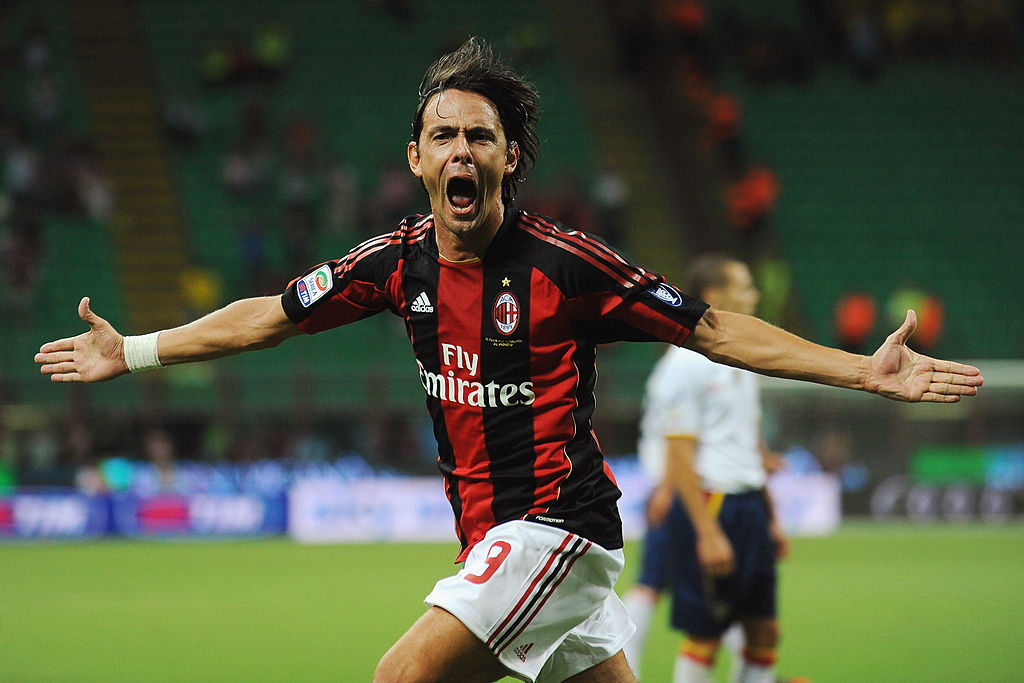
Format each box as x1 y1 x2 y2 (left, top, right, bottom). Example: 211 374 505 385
868 310 983 403
34 297 129 383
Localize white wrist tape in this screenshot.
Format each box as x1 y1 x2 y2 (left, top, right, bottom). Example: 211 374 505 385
123 332 163 373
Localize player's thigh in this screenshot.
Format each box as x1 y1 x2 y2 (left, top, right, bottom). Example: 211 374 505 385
373 606 510 683
562 650 636 683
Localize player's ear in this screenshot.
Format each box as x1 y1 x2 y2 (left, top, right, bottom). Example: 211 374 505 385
504 140 520 176
408 140 423 178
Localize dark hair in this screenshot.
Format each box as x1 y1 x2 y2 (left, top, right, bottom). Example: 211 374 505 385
685 254 740 300
411 37 540 202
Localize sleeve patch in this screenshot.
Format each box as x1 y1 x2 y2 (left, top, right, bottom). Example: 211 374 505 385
297 265 333 307
648 283 683 307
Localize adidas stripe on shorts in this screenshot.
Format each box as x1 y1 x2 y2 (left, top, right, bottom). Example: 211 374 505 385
424 520 635 682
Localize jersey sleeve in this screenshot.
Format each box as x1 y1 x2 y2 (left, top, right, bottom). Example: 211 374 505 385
559 232 709 345
280 235 398 334
656 352 707 438
606 279 709 346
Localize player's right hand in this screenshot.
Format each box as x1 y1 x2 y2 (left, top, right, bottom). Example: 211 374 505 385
35 297 129 383
868 309 983 402
697 527 735 576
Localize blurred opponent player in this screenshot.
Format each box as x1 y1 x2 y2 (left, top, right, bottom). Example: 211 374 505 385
623 255 791 682
35 38 982 683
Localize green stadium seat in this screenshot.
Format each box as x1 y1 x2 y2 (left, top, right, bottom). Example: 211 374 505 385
720 58 1024 358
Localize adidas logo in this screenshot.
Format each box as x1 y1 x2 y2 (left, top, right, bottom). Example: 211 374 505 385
513 643 534 662
410 292 434 313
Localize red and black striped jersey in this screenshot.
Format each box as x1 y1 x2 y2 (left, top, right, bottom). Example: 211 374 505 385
281 206 709 560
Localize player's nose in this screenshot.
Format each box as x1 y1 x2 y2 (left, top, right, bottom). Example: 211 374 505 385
451 132 472 163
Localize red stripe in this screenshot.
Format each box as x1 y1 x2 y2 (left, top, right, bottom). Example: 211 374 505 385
526 269 576 514
299 280 383 333
518 213 650 288
520 212 638 272
742 647 778 667
337 235 391 274
522 212 646 280
388 258 410 315
337 218 432 277
615 295 697 346
291 217 432 292
518 220 642 291
487 532 575 648
684 650 716 667
601 453 618 487
436 261 493 550
495 539 593 655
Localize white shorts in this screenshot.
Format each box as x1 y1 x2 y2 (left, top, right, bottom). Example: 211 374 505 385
424 520 635 682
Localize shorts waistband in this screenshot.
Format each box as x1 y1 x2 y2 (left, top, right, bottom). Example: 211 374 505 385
703 488 765 498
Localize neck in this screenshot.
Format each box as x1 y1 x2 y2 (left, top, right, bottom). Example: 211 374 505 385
439 252 480 264
434 203 505 262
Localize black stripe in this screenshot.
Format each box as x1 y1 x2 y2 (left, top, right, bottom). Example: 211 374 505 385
519 212 653 288
338 234 392 273
543 342 624 553
339 216 432 274
401 246 467 550
491 535 587 654
480 244 537 528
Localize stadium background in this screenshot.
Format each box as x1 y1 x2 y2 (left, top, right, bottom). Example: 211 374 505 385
1 0 1022 680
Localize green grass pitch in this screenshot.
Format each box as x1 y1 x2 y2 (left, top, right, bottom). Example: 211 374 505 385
2 523 1022 681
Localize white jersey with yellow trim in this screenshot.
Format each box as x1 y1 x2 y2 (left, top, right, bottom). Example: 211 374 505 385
637 345 765 493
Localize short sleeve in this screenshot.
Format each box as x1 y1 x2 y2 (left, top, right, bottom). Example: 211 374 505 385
281 239 398 334
652 351 706 438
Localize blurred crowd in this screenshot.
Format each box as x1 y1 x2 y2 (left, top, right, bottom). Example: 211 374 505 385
165 10 630 301
0 408 441 495
608 0 790 326
0 11 114 322
605 0 1003 332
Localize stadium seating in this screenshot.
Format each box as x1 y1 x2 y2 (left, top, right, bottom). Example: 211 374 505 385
0 1 119 406
704 0 1024 358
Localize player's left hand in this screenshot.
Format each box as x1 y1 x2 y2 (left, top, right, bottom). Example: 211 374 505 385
770 520 789 560
867 310 983 403
762 450 786 476
35 297 129 383
646 483 674 526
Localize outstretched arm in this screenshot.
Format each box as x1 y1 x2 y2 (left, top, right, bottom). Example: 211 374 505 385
36 295 301 383
685 308 982 402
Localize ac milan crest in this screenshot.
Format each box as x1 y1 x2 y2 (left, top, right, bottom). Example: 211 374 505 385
493 291 520 335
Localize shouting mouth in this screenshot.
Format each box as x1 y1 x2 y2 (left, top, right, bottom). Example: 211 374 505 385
446 176 478 216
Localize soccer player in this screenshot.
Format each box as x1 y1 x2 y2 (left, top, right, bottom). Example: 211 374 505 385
35 38 982 683
623 255 789 682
